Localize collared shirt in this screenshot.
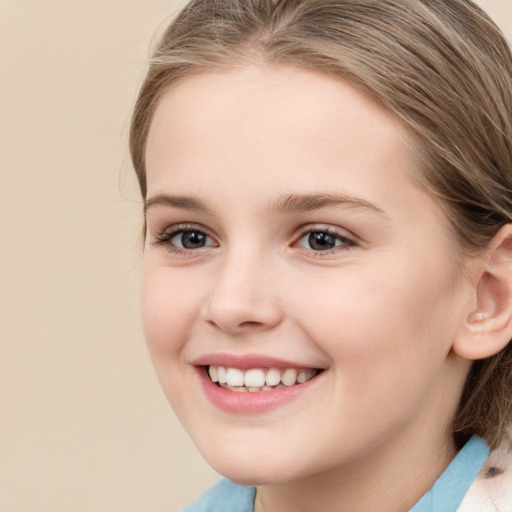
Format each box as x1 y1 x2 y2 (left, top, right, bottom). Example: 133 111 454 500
182 436 490 512
410 437 489 511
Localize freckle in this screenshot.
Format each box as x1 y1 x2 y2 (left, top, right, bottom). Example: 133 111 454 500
484 466 504 478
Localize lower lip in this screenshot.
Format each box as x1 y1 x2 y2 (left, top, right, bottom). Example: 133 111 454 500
197 368 322 414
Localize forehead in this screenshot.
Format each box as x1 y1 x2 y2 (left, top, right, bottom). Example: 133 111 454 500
147 66 416 183
144 65 437 231
147 65 407 148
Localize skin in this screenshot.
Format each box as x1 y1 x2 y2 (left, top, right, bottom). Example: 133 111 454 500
142 65 476 512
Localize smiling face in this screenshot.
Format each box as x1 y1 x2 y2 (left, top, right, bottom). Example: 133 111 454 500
142 65 473 487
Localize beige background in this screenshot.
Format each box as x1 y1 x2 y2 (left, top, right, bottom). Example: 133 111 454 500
1 1 511 511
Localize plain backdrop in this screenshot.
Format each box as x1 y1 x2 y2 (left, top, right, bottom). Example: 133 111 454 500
1 1 511 511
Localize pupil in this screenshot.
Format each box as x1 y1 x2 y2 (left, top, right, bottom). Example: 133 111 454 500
308 232 336 251
182 231 206 249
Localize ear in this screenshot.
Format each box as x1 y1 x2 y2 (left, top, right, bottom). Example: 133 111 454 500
453 224 512 360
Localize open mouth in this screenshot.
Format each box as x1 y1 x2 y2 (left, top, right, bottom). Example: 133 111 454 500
207 365 322 393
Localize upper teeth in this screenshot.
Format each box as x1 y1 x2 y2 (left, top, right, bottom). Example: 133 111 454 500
208 365 317 389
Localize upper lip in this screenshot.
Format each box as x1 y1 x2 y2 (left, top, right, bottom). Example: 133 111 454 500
192 352 324 370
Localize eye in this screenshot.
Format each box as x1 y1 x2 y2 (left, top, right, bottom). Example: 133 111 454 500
171 230 214 249
153 226 217 251
296 229 355 252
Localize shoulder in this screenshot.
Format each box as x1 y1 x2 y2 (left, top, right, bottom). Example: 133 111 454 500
181 479 256 512
458 439 512 512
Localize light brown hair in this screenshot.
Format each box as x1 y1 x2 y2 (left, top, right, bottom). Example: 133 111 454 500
130 0 512 449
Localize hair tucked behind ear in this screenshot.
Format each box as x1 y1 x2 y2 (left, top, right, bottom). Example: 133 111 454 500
130 0 512 449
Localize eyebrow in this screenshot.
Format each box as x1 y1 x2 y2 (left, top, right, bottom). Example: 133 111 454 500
268 193 386 215
144 194 211 215
144 192 386 216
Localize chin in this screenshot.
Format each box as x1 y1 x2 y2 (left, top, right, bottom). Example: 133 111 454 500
201 447 309 487
212 463 296 487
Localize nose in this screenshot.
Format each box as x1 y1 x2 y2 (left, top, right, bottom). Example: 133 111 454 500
201 251 284 334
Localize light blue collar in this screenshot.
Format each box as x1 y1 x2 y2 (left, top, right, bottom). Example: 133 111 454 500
410 436 490 512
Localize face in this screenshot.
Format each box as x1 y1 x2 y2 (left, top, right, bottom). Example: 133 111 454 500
142 65 472 485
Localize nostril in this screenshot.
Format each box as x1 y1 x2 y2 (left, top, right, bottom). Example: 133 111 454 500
207 319 265 330
207 319 265 331
239 321 264 328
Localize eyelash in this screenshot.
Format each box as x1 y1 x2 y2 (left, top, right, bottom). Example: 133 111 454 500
151 224 357 256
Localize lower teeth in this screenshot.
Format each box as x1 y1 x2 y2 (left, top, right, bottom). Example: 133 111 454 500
221 383 288 392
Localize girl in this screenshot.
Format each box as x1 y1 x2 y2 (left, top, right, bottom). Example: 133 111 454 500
130 1 512 510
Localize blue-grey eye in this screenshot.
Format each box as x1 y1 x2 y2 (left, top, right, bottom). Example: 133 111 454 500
171 230 214 249
308 232 338 250
297 230 353 251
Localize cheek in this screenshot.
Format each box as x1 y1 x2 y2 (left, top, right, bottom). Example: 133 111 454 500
141 262 202 360
292 259 460 393
140 262 209 416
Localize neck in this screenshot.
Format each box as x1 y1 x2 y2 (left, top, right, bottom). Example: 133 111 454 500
254 428 457 512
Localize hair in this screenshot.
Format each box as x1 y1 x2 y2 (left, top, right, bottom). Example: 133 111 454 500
129 0 512 449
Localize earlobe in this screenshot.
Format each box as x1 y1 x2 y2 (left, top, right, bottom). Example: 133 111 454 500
454 224 512 361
